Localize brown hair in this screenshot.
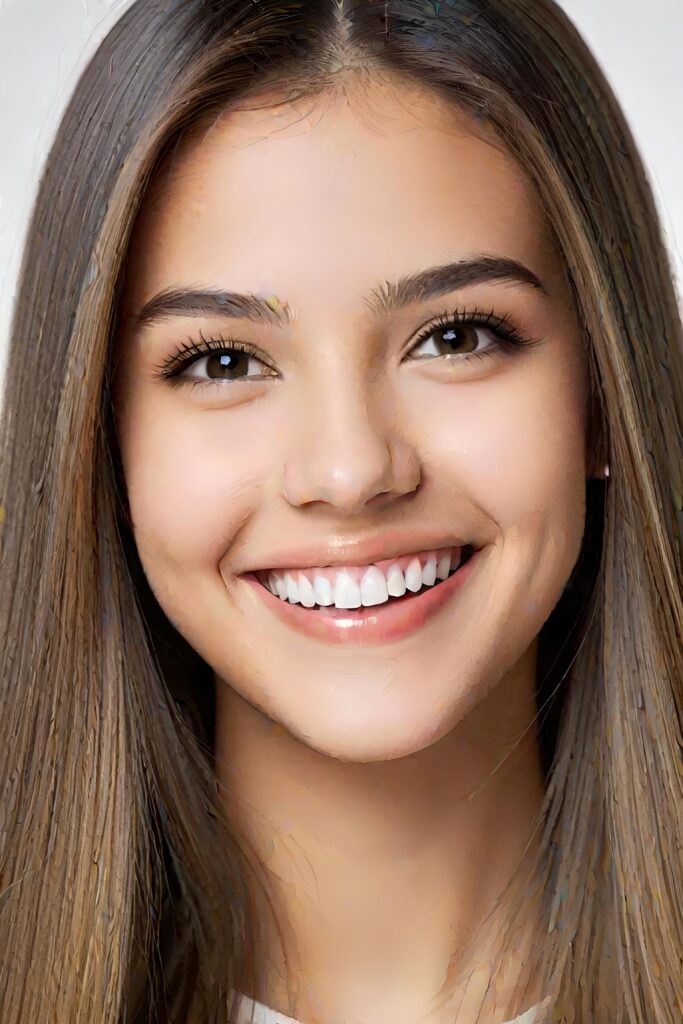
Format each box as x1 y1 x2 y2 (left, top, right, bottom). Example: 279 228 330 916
1 1 681 1021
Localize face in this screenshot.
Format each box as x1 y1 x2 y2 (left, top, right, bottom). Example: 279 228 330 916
113 73 590 762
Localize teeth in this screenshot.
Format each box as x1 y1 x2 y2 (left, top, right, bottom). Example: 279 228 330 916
436 552 451 581
284 571 299 603
404 556 423 593
313 574 334 606
261 546 465 609
297 572 316 608
386 563 407 597
421 553 437 587
359 566 389 607
273 573 288 600
333 571 362 609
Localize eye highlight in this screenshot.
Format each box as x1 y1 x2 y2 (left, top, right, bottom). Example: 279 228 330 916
151 306 544 393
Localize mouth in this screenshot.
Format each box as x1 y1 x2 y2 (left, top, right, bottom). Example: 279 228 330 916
258 544 476 609
238 544 481 647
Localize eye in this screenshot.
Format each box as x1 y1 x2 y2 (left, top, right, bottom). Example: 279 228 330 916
409 321 495 361
406 308 539 366
182 345 268 382
153 331 277 388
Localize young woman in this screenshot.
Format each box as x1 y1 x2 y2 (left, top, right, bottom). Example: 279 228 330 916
0 2 680 1022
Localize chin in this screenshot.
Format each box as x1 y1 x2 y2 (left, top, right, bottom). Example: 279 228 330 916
276 683 482 763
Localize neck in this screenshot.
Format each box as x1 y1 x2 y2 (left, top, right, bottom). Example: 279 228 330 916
215 643 546 1024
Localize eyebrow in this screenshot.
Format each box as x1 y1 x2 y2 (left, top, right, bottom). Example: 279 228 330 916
131 255 548 332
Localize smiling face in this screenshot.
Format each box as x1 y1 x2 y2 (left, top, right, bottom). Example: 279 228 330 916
112 73 590 762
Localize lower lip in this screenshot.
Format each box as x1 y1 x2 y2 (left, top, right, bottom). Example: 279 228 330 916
238 548 482 646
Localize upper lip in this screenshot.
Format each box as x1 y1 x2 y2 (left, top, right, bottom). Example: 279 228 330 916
239 531 477 574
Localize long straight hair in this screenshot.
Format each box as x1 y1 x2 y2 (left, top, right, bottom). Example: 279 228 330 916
0 1 681 1021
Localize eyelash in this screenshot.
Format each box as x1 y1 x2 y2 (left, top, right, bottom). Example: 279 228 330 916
152 307 543 392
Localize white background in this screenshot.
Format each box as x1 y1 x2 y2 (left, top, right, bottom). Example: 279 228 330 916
1 0 681 385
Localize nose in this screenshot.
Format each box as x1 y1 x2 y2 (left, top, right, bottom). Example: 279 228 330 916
281 377 422 515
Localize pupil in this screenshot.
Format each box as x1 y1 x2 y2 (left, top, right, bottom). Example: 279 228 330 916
207 351 246 378
440 325 475 354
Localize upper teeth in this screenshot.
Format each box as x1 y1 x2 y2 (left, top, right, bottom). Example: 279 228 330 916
260 547 462 609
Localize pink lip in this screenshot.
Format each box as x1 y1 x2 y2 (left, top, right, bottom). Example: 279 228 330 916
238 547 482 646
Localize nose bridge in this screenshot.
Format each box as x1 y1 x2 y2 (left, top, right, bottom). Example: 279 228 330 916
282 359 420 513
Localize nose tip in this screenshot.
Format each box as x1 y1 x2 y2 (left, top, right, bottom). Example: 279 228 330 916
282 434 422 514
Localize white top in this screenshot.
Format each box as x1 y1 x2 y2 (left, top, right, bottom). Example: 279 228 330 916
234 994 550 1024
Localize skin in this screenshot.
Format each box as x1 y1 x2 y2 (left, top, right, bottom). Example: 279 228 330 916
113 72 596 1023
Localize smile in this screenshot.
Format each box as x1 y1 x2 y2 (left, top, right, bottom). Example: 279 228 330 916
255 545 474 609
239 545 481 646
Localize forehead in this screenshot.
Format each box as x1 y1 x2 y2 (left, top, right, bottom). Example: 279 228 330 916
124 75 557 314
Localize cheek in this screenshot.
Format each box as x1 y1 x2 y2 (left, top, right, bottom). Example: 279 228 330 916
118 397 279 575
417 353 589 639
421 356 588 527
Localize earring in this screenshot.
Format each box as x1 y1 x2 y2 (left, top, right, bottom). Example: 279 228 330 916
603 464 610 479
